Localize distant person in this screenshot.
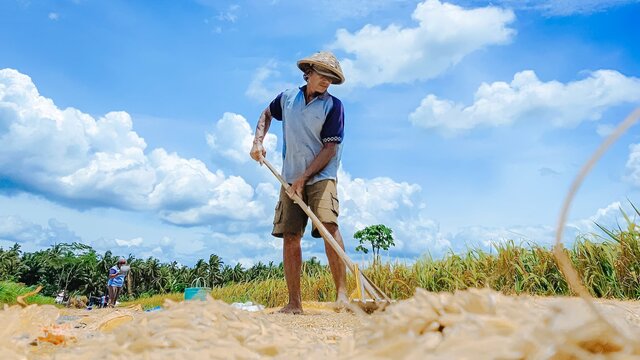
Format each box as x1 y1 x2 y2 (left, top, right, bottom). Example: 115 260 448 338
54 290 66 304
107 257 129 307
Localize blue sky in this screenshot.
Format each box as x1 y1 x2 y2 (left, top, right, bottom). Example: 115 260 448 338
1 0 639 266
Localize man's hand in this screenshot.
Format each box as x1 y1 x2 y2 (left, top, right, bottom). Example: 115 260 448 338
250 141 266 164
287 175 309 200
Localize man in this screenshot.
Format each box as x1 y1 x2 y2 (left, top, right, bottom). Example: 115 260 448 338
250 51 347 314
107 257 128 307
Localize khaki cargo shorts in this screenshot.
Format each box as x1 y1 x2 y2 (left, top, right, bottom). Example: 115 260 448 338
272 179 339 238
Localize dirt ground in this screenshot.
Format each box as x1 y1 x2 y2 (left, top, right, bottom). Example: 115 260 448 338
3 289 640 359
264 302 363 345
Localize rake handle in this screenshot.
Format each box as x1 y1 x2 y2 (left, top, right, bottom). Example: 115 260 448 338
260 158 385 300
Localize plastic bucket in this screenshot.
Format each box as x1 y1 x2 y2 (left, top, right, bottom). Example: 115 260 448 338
184 287 210 301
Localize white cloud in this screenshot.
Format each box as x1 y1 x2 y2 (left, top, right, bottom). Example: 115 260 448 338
114 236 143 247
206 112 277 164
331 0 515 88
625 143 640 187
0 216 81 250
245 60 297 103
48 12 59 20
0 68 268 226
448 201 634 252
336 167 451 258
410 70 640 135
567 201 633 236
196 231 282 266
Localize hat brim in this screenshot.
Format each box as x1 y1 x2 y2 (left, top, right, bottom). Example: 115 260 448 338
297 60 344 85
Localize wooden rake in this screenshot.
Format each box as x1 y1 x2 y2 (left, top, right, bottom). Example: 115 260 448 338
260 157 391 312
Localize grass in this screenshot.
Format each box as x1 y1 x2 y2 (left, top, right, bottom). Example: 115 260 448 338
9 213 640 310
205 224 640 308
0 281 56 306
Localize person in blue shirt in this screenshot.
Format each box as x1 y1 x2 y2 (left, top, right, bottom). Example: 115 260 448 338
250 51 346 314
107 257 128 307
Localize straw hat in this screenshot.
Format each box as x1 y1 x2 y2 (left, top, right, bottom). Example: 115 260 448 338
297 51 345 85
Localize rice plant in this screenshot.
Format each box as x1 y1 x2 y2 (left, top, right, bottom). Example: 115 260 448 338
207 215 640 308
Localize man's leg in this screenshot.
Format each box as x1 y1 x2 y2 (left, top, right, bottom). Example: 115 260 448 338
279 232 303 314
107 286 115 307
323 223 348 303
112 286 122 306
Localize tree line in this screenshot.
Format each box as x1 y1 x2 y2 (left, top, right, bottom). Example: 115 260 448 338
0 242 325 300
0 224 394 300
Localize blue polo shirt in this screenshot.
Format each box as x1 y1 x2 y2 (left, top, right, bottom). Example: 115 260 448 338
107 265 125 287
269 86 344 184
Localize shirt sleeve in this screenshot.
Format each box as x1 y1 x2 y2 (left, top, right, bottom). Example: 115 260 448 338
321 97 344 144
269 92 284 121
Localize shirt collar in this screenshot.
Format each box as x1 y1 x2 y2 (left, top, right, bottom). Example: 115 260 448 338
299 85 330 99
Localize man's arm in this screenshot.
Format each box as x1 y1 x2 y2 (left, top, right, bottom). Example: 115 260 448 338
288 142 338 198
250 107 273 163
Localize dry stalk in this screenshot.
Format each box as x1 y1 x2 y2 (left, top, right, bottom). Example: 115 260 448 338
554 107 640 340
16 285 43 307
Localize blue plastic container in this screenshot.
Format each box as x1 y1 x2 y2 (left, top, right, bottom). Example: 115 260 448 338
184 287 210 301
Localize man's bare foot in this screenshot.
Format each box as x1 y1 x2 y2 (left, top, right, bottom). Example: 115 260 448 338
332 292 350 312
337 292 349 304
277 303 303 315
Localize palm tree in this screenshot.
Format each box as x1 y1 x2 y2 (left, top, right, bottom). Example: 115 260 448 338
0 243 22 281
208 254 224 287
231 263 246 283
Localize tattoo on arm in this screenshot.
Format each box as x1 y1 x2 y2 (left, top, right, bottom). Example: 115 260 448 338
254 107 272 144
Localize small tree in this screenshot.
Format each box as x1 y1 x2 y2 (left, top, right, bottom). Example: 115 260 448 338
354 224 395 263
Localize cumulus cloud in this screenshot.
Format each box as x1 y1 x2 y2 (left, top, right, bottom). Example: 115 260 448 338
0 68 267 226
567 201 633 236
331 0 515 88
447 201 634 253
114 237 143 247
410 69 640 135
206 112 277 164
48 12 59 20
336 167 451 259
205 231 283 266
245 60 297 103
0 216 81 250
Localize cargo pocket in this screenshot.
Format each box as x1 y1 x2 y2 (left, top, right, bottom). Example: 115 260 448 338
273 201 283 224
331 193 339 217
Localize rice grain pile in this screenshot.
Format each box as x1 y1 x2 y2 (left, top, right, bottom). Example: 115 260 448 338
342 288 640 359
1 299 334 359
2 289 640 359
